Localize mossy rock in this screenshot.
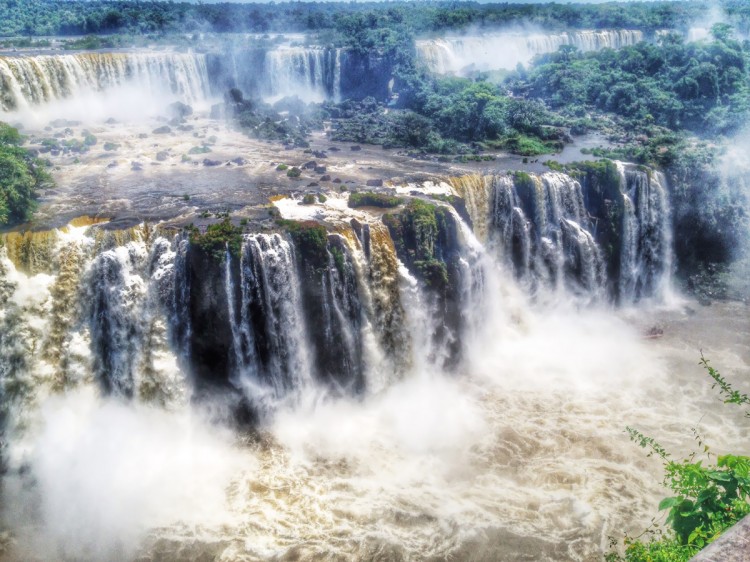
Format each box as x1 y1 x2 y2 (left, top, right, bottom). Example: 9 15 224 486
349 191 404 209
277 219 328 271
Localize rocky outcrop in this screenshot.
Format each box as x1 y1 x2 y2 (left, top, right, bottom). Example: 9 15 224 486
383 200 463 368
691 516 750 562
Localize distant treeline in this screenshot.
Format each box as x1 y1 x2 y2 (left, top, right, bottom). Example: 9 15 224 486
2 0 750 38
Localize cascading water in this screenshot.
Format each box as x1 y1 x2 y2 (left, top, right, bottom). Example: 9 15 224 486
449 164 672 303
0 178 726 562
451 171 607 300
233 233 312 407
416 29 645 74
262 47 342 102
0 52 211 113
615 162 673 304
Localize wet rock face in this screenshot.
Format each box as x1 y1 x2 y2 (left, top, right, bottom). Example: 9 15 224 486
575 161 625 292
180 222 367 401
384 200 464 368
339 51 393 100
185 245 236 389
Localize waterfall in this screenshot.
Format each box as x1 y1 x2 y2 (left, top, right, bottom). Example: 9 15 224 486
233 233 313 407
262 47 342 102
616 163 673 304
448 166 671 302
0 219 415 422
0 167 673 424
416 29 645 74
0 51 211 113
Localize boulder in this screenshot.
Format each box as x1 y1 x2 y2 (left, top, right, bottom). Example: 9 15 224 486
366 179 383 187
314 166 327 174
168 101 193 119
156 151 169 162
203 159 222 167
350 145 362 152
152 126 171 135
320 175 331 182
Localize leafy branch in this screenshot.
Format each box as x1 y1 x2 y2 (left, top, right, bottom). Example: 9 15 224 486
701 352 750 416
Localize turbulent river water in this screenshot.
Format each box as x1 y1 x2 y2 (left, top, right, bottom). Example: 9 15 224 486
0 45 748 562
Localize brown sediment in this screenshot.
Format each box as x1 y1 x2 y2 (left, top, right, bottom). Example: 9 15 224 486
448 174 493 242
68 215 110 228
1 229 58 274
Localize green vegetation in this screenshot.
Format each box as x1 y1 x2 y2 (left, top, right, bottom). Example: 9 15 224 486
3 1 734 38
608 357 750 561
328 74 562 155
61 34 117 50
0 122 52 227
189 218 243 261
491 134 563 156
511 27 750 137
348 191 403 209
383 198 452 290
329 244 346 275
277 219 329 269
286 167 301 178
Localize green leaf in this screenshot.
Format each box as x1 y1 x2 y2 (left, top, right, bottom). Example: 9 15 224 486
708 471 732 482
659 496 683 511
697 489 716 504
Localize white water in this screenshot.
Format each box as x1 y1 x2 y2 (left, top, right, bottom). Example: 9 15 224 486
263 47 342 102
0 185 747 561
416 29 645 74
0 51 212 124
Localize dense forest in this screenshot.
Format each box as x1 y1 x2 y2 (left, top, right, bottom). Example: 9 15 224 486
2 0 750 38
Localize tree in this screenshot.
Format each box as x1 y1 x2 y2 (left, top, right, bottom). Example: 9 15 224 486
0 122 51 227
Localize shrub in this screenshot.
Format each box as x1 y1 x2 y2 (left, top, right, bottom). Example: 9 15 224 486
608 357 750 561
0 122 52 226
348 191 403 208
189 218 243 261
